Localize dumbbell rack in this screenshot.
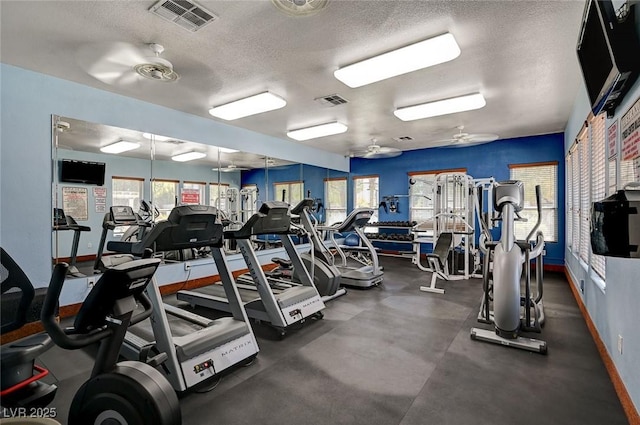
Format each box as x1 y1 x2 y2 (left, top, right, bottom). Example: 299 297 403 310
364 221 417 258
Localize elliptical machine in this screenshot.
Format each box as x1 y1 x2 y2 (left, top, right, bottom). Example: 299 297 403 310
470 181 547 354
41 259 182 425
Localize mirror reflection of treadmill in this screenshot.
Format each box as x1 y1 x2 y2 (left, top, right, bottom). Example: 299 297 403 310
320 208 384 288
52 208 91 277
119 205 259 392
177 201 325 338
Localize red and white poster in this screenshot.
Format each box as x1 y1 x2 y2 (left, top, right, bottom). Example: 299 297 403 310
181 188 200 205
607 120 617 159
621 96 640 161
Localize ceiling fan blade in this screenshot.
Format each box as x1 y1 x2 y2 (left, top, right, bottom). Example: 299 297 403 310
77 42 147 85
363 149 402 159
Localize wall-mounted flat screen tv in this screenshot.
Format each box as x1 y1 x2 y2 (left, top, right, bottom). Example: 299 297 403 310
59 159 106 186
577 0 640 116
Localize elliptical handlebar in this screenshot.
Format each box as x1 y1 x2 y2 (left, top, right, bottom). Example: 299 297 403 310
41 264 112 349
525 185 543 242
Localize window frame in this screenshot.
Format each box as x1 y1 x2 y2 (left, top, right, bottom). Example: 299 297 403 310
152 179 179 221
324 177 347 225
508 161 559 243
353 175 380 224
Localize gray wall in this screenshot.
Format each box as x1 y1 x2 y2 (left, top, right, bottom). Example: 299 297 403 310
564 76 640 414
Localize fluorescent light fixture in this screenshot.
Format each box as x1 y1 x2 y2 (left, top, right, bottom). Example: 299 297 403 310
218 147 239 153
100 140 140 154
334 33 460 88
287 122 348 141
209 92 287 120
171 151 207 162
142 133 170 142
394 93 486 121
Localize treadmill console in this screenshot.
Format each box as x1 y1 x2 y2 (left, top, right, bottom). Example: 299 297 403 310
110 206 139 224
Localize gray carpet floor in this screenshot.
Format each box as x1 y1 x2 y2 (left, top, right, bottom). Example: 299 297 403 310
34 256 628 424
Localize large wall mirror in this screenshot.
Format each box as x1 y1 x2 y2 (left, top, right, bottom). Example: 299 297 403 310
51 114 346 278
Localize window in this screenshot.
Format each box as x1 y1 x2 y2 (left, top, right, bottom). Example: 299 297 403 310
571 143 581 251
324 178 347 225
112 176 143 209
210 182 230 214
353 175 379 224
566 155 572 249
152 179 178 220
181 181 205 205
579 132 590 263
273 181 303 206
509 162 558 242
590 113 606 278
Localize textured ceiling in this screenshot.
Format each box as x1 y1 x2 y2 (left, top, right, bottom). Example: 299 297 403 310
1 0 586 156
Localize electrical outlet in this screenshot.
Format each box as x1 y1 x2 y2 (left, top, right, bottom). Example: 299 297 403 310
184 262 191 271
87 242 92 249
617 335 623 355
87 276 96 289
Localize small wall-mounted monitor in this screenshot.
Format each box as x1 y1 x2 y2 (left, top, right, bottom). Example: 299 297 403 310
576 0 640 116
59 159 106 186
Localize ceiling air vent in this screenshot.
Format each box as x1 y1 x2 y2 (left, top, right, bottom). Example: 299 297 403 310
314 94 349 107
393 136 414 142
149 0 217 32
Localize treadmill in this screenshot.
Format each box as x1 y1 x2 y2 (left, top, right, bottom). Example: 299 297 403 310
177 201 325 337
320 208 384 288
120 205 259 392
93 206 150 272
52 208 91 277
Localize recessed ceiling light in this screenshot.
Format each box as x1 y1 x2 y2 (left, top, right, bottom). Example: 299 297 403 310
100 140 140 154
218 147 239 153
334 33 461 88
209 92 287 120
142 132 170 142
287 122 348 141
171 151 207 162
394 93 486 121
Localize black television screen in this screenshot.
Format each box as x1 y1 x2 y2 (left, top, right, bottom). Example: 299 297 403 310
60 159 106 186
576 0 640 116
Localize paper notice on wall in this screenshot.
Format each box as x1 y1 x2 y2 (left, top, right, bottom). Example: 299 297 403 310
62 187 88 221
607 120 618 159
181 188 200 205
93 187 107 198
621 96 640 161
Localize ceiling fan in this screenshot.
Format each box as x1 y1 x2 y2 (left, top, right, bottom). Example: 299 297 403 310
77 42 179 86
271 0 329 16
352 139 402 159
212 163 250 173
429 126 499 148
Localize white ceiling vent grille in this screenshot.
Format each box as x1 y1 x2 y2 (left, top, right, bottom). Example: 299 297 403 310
149 0 217 32
314 94 348 107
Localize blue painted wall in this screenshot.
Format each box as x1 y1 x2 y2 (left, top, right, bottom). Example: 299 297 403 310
241 133 566 265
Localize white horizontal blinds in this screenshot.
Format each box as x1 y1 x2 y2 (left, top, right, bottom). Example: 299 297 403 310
509 163 558 242
274 181 303 206
354 176 379 223
209 183 229 211
324 178 347 225
566 155 573 248
579 129 591 263
571 145 581 251
590 113 606 278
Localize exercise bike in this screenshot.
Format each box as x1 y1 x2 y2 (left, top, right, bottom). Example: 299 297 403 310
470 181 547 354
41 259 182 424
